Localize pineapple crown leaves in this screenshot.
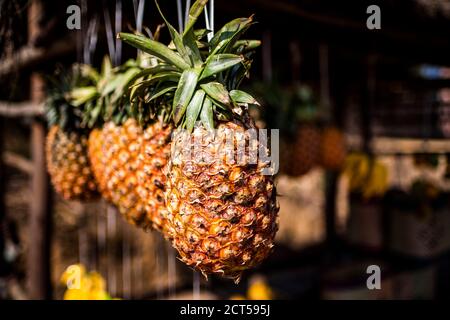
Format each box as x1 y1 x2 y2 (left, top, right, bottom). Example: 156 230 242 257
118 0 261 132
68 56 148 128
45 65 96 132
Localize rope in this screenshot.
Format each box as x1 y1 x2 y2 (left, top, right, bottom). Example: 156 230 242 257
103 4 116 63
184 0 191 28
176 0 184 33
114 0 122 66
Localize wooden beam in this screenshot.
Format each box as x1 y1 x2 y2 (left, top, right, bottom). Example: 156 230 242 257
2 151 34 175
0 38 75 77
0 101 44 117
347 134 450 154
26 0 52 300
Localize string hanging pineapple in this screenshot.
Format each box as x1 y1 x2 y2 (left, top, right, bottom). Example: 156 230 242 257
69 56 164 230
45 66 98 201
119 0 279 282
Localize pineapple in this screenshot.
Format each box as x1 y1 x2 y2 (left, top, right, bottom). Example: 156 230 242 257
119 0 279 282
100 119 149 227
45 67 98 201
289 123 321 176
87 128 111 201
136 120 173 232
165 119 278 282
320 126 346 170
275 85 321 176
71 55 173 231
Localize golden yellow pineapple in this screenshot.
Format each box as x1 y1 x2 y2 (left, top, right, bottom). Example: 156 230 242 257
70 55 169 230
100 119 149 228
46 126 97 200
87 128 111 201
136 121 172 233
289 124 321 176
320 126 346 170
119 0 278 282
165 120 279 282
45 67 99 201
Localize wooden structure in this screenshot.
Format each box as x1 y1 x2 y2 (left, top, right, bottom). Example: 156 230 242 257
1 0 450 300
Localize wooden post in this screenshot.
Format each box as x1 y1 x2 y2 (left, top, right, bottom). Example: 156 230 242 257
0 116 7 276
26 0 52 300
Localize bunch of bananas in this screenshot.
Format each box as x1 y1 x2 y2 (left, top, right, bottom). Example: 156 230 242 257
343 153 389 199
60 264 114 300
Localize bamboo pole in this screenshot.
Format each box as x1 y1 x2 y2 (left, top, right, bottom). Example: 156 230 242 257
26 0 52 300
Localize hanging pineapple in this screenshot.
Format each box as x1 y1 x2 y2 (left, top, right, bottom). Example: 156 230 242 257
279 85 321 176
320 126 347 171
71 52 175 231
119 0 279 282
45 66 98 201
289 123 321 176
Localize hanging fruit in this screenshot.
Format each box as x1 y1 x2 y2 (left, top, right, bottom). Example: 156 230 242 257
45 66 99 201
119 0 279 283
288 123 321 176
320 126 347 171
71 55 172 232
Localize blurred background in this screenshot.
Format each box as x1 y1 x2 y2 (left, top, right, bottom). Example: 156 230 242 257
1 0 450 300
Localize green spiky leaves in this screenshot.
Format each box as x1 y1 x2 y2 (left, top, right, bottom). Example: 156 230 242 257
45 65 98 131
118 0 260 131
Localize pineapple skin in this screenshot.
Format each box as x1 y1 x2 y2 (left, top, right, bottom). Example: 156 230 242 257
46 125 98 200
320 127 346 170
165 121 279 282
100 119 149 229
289 124 321 176
136 121 172 234
88 128 111 201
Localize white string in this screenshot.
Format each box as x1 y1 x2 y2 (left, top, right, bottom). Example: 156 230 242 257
136 0 145 34
107 205 117 297
133 0 138 20
122 223 131 299
209 0 214 35
103 6 116 62
114 0 122 66
176 0 184 33
167 241 176 297
204 6 211 42
83 17 98 65
97 202 107 280
184 0 191 28
193 271 200 299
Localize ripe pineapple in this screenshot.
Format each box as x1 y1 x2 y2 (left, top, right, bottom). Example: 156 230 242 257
136 121 173 232
166 119 278 282
87 128 111 201
119 0 279 282
100 119 150 227
289 124 321 176
45 67 98 201
320 126 346 171
46 127 97 200
72 55 173 231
